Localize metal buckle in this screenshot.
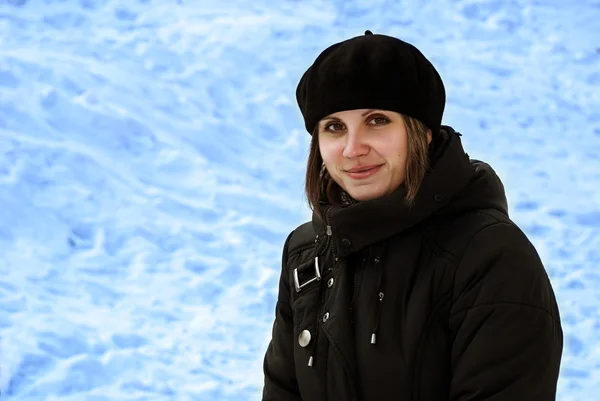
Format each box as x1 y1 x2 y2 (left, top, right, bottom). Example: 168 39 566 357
294 256 321 293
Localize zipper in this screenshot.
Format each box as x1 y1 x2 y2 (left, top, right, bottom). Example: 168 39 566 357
323 206 338 263
322 205 359 401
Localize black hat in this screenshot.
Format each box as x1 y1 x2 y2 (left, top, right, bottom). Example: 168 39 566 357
296 30 446 135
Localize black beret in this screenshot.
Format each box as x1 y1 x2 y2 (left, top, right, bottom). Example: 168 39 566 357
296 30 446 135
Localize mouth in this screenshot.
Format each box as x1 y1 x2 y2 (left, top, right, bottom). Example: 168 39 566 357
344 164 383 179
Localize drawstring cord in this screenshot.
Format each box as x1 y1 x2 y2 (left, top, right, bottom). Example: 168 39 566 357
370 244 387 345
371 287 385 345
305 233 388 367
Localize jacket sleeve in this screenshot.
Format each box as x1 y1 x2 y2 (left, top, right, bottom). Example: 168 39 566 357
262 231 302 401
449 222 563 401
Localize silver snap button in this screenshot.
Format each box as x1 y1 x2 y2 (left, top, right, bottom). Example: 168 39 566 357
298 330 311 347
327 278 334 288
322 312 330 323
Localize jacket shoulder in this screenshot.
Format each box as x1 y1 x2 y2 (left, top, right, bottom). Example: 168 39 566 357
287 221 316 257
421 208 516 264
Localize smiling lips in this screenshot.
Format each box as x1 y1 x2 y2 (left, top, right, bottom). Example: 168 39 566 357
344 164 383 179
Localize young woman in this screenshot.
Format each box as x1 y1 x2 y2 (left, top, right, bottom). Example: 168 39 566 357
262 30 563 401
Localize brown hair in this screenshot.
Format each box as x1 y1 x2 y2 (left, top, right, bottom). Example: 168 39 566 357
304 115 431 219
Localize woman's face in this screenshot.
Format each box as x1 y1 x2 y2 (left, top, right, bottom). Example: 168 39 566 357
318 109 430 202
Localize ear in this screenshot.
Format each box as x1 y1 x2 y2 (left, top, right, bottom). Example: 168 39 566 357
426 129 433 145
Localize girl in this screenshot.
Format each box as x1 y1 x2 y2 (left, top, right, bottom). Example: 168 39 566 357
262 30 563 401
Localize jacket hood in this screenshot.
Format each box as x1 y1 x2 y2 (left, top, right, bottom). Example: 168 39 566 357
438 158 508 217
311 126 509 258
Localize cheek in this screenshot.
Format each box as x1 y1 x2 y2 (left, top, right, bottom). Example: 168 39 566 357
376 137 406 159
319 139 342 165
377 138 407 172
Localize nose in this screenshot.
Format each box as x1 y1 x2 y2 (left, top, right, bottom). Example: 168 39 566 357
342 130 369 159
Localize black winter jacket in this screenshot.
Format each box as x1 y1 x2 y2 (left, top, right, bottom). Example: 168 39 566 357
262 127 563 401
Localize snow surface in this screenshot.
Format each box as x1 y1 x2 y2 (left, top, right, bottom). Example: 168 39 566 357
0 0 598 399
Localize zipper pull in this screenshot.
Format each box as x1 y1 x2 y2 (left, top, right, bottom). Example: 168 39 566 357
326 225 332 236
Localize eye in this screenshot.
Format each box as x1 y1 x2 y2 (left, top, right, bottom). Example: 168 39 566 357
323 121 345 132
368 115 390 125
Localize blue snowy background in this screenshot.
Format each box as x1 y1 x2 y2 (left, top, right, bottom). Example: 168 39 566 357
0 0 599 400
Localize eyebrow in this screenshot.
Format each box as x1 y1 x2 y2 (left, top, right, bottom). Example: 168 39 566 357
320 109 378 122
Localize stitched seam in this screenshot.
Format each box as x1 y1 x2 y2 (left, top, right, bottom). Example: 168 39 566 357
288 243 314 258
411 288 453 401
421 214 507 266
321 323 359 399
418 228 458 265
476 209 505 223
448 220 507 262
451 220 514 314
450 301 560 324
